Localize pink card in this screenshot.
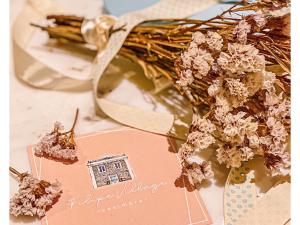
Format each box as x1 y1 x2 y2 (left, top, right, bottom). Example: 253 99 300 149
27 128 212 225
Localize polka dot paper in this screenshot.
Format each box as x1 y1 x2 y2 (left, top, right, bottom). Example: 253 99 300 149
234 182 290 225
224 162 257 225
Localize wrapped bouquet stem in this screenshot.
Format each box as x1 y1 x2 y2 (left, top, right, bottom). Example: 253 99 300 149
33 0 290 187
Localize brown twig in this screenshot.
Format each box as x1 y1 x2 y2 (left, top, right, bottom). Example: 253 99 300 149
9 167 23 178
70 108 79 132
60 108 79 135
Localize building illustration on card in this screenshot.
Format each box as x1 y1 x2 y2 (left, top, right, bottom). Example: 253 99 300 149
87 154 134 188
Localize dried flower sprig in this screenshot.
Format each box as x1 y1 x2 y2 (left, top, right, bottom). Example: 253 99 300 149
32 0 290 187
34 109 79 162
9 167 62 218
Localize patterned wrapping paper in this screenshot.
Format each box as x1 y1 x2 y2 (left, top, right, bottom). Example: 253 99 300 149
223 162 257 225
234 182 290 225
224 161 290 225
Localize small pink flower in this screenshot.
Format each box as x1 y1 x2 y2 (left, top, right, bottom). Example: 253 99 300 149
182 161 214 186
217 43 265 75
206 31 223 51
176 69 194 88
192 31 206 45
233 20 251 44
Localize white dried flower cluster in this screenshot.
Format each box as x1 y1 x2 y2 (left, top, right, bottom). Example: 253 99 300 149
193 49 214 79
182 161 214 186
178 143 195 160
216 112 258 168
208 42 289 171
214 96 231 121
176 31 223 88
205 31 224 51
262 71 276 90
188 114 216 151
192 31 223 51
260 85 290 175
175 14 290 185
10 174 62 218
176 69 194 88
233 20 251 44
216 145 255 168
191 113 216 132
223 112 258 142
34 122 77 161
207 79 222 97
225 78 249 106
178 114 215 184
192 31 206 45
179 46 213 81
217 43 265 76
178 114 216 160
209 44 289 172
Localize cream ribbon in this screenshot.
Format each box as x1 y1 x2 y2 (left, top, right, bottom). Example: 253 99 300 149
13 0 218 135
90 0 218 135
12 0 91 90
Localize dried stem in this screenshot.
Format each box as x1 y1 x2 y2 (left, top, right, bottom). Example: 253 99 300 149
60 108 79 135
9 167 23 178
70 108 79 132
110 24 127 35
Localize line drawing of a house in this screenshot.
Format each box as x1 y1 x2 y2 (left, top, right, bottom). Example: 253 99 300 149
87 154 134 188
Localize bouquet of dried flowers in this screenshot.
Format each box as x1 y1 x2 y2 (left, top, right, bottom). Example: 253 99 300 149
33 0 290 187
9 167 62 217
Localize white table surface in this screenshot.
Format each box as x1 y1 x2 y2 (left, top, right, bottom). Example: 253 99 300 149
10 1 225 224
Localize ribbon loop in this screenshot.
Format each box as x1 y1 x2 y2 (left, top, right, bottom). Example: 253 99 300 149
81 15 116 50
